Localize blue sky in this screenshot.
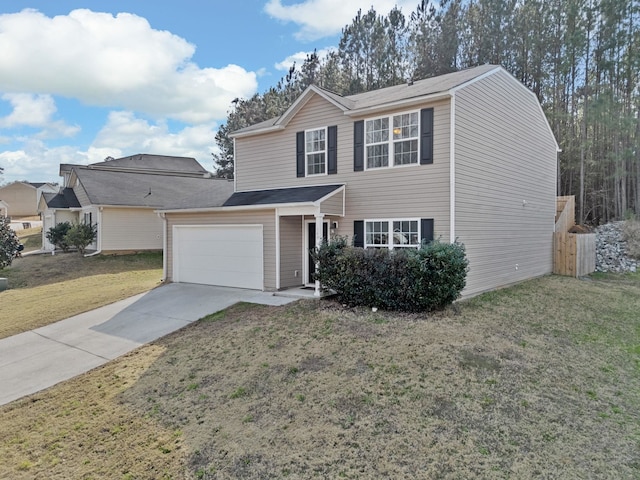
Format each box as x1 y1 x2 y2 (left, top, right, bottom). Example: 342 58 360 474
0 0 418 184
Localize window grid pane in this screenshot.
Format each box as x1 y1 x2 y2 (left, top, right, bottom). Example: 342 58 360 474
366 144 389 169
392 220 419 246
394 139 419 166
307 153 326 175
365 221 388 246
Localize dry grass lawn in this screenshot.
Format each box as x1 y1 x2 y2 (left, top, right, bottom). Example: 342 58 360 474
0 272 638 479
0 252 163 339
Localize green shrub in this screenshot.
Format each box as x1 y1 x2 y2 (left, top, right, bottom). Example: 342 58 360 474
313 238 469 312
0 215 20 269
622 219 640 259
46 221 72 252
65 222 98 255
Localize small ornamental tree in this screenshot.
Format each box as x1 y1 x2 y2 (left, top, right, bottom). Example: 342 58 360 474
65 222 98 255
0 215 20 269
46 221 72 252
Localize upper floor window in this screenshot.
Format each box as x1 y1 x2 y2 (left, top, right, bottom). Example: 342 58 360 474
297 126 337 177
365 111 419 169
305 128 326 175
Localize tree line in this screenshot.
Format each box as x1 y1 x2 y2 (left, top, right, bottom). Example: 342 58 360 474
214 0 640 225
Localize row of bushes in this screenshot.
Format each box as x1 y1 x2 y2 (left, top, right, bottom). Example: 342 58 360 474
312 237 468 312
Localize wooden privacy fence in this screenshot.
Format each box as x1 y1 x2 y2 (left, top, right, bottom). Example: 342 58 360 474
553 196 596 277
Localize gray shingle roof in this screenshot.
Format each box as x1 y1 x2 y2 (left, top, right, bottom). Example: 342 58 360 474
90 154 207 173
232 65 499 136
223 184 343 207
43 188 81 208
74 168 231 208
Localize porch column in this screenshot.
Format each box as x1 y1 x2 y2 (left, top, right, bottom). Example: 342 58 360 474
314 213 324 297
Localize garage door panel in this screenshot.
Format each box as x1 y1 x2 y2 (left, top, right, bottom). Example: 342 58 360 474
173 225 263 290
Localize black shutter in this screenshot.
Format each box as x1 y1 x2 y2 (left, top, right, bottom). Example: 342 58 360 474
420 108 434 165
421 218 434 244
327 125 337 175
353 120 364 171
296 131 305 177
353 220 364 247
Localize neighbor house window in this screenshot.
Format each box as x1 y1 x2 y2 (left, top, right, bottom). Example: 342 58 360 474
364 219 420 249
306 127 327 175
83 212 92 225
365 111 419 169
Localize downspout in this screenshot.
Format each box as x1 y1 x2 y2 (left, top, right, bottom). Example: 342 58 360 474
84 207 103 257
275 209 281 290
159 212 167 282
449 93 456 242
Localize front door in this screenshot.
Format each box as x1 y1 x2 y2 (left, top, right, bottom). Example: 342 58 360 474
307 221 328 285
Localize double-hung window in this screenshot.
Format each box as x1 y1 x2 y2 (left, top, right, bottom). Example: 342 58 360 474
305 127 327 175
364 219 421 249
365 111 419 169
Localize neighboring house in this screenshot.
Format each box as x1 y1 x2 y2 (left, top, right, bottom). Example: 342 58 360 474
0 181 57 217
159 65 559 297
39 154 233 254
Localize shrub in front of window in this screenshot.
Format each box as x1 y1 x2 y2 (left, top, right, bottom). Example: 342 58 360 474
0 215 20 269
65 222 98 255
46 221 72 252
313 238 468 312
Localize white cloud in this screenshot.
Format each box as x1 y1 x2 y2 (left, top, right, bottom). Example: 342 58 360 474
0 93 56 128
274 47 335 71
0 9 258 123
91 111 217 168
264 0 418 41
0 111 219 183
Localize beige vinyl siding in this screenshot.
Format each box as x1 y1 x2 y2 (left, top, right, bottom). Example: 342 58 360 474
72 182 90 207
236 95 452 244
319 192 343 216
279 216 303 288
166 210 277 290
100 207 163 251
0 183 37 217
454 70 557 296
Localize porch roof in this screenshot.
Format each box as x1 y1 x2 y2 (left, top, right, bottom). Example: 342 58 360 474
223 184 344 207
42 188 81 209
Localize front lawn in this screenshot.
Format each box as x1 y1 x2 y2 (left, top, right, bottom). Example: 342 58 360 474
0 252 163 339
0 273 638 479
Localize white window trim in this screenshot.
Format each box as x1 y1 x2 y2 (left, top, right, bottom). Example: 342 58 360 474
364 110 420 171
305 126 328 177
364 218 421 250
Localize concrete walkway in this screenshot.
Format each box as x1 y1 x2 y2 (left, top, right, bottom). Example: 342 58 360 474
0 283 297 406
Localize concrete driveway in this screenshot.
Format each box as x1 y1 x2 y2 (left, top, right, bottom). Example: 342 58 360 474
0 283 296 406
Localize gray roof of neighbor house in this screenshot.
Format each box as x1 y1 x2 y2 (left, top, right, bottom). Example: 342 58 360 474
72 167 232 208
223 184 343 207
231 64 499 136
89 154 207 173
59 154 208 177
42 188 81 209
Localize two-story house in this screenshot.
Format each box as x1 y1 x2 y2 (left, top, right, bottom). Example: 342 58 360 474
160 65 559 297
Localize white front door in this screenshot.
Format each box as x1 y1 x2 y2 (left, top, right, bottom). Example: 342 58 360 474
304 221 328 286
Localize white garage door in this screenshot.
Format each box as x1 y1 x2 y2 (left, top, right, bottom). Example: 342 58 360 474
173 225 263 290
